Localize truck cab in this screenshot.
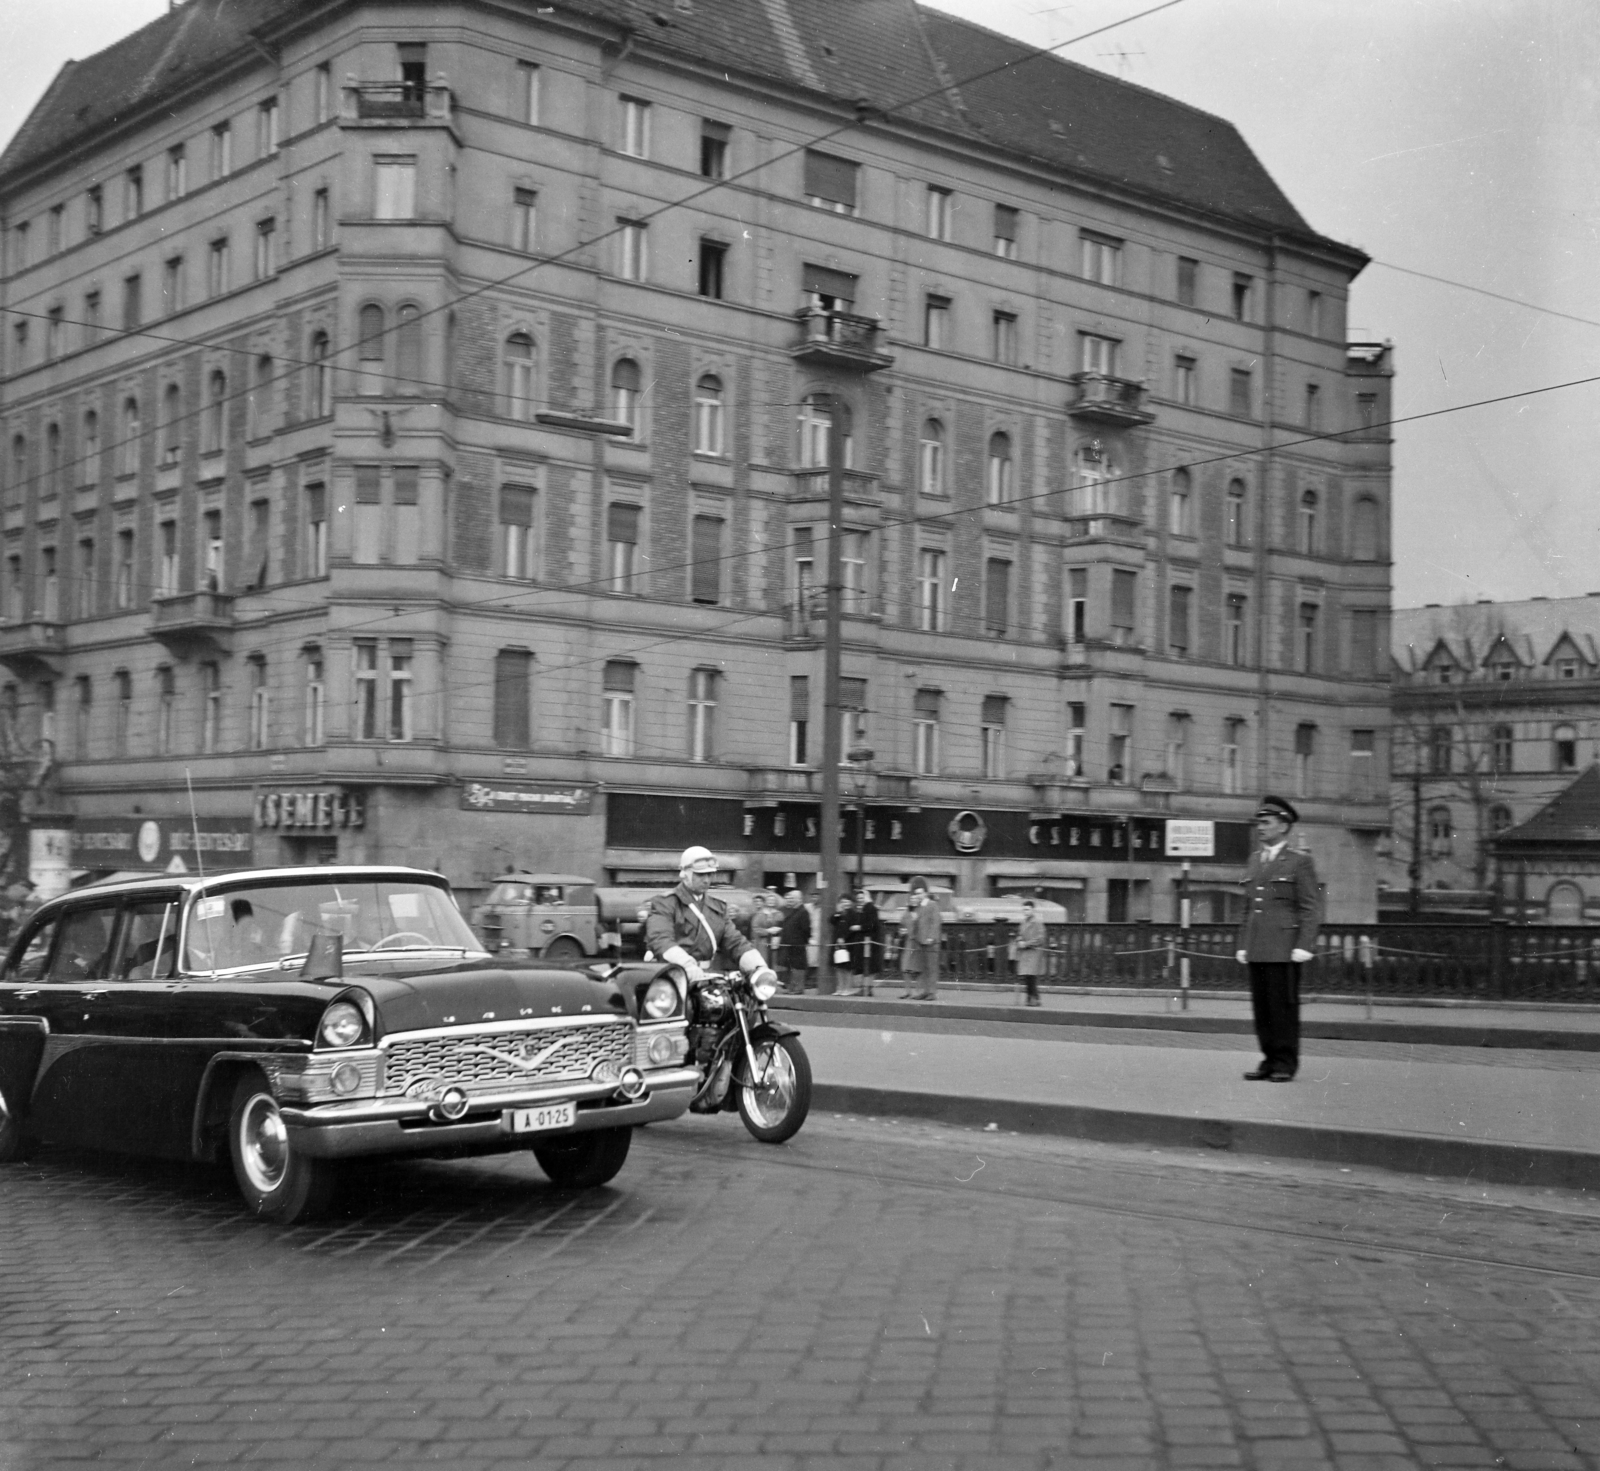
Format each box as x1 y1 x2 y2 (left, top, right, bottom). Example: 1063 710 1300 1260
471 872 611 964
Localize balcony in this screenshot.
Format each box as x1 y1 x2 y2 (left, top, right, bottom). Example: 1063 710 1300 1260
1066 372 1154 427
745 767 820 805
0 619 63 678
790 308 894 374
789 467 880 505
1065 511 1143 543
343 81 453 126
149 590 235 657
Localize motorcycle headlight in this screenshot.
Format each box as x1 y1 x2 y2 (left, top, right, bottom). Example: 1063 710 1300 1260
749 967 779 1002
317 1000 367 1049
642 976 679 1019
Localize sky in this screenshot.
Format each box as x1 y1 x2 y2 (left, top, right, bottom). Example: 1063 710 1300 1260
2 0 1596 612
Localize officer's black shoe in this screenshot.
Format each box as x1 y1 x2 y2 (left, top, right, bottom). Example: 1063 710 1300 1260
1242 1065 1274 1081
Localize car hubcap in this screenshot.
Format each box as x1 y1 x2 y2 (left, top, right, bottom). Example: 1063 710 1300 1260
239 1094 289 1194
745 1044 795 1128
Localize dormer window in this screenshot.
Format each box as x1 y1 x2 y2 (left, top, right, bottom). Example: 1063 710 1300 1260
1433 665 1452 685
1558 658 1579 679
1492 662 1516 682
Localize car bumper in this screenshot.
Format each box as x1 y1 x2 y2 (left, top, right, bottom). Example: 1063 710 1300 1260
280 1066 700 1160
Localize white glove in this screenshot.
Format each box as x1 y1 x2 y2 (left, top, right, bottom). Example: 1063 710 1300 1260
1235 950 1248 964
750 966 779 992
1290 948 1313 963
662 945 706 983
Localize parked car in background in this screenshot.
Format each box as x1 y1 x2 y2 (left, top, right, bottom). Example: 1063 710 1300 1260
0 866 697 1223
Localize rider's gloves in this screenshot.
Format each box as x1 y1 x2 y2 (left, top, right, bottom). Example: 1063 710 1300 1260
662 945 706 982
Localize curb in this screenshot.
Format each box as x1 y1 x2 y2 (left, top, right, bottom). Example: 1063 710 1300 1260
811 1082 1600 1192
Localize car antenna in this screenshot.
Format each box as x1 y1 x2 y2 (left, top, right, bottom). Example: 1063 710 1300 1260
186 767 216 979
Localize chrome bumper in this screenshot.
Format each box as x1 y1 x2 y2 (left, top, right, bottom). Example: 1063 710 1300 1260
281 1066 700 1160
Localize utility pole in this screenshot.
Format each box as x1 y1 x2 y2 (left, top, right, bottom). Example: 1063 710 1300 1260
817 391 846 994
1408 764 1422 917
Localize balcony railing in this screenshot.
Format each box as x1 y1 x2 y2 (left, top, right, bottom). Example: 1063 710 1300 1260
790 308 894 373
1066 372 1154 427
149 590 235 656
0 618 63 677
344 81 453 124
790 467 879 503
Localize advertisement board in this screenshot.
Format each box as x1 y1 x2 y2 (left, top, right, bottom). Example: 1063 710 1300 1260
72 816 256 873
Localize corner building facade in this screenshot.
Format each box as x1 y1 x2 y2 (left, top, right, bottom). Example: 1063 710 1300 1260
0 0 1392 917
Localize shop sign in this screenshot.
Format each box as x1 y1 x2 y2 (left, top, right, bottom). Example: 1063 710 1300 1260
255 789 366 831
460 780 597 815
1165 820 1216 858
72 816 256 872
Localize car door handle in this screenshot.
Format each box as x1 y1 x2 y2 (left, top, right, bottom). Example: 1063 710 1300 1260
15 988 38 1000
83 989 108 1000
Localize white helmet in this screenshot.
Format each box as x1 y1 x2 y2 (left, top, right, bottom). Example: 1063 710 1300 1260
679 845 718 875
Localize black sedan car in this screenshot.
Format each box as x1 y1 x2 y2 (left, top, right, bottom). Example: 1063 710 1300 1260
0 866 697 1222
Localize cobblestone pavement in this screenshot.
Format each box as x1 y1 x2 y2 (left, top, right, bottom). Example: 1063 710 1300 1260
2 1112 1598 1470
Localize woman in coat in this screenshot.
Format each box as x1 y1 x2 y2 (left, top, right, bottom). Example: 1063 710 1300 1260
1013 898 1047 1006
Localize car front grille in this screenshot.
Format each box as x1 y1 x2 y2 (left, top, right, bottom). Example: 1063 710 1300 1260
381 1019 633 1098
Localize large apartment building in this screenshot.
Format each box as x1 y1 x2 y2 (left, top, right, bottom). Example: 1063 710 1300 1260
0 0 1392 917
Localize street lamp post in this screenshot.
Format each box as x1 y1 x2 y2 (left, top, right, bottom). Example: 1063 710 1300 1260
847 746 874 886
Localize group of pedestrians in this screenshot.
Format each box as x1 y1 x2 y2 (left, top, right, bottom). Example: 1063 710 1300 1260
766 883 887 996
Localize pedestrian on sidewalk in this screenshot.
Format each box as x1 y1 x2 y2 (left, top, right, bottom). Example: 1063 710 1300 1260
850 885 881 996
776 890 811 994
832 894 860 996
1013 898 1046 1006
899 875 943 1000
1235 795 1321 1082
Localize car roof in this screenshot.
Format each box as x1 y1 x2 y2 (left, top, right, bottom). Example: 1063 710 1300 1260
38 865 449 906
492 873 594 886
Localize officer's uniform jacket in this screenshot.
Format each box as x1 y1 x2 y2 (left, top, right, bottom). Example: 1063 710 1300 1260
1237 843 1322 963
645 885 757 970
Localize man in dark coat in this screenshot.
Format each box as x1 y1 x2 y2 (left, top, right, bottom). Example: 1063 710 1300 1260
776 890 812 994
1235 796 1321 1081
645 846 768 984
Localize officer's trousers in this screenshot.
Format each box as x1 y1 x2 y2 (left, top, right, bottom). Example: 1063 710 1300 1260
1247 962 1300 1077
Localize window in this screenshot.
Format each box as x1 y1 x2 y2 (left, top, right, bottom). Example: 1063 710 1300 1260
154 667 175 755
248 658 270 750
1350 728 1376 800
86 185 103 236
120 398 141 478
254 218 275 279
803 263 856 314
1490 724 1514 774
691 516 724 605
493 649 532 749
12 321 26 371
161 256 184 318
839 531 868 615
513 187 537 252
83 291 101 343
916 548 946 632
248 355 273 439
1424 724 1452 777
312 188 331 251
1165 714 1189 787
926 185 952 240
1111 568 1137 646
912 688 941 775
125 165 143 220
611 358 642 430
1081 232 1121 285
1554 724 1578 772
602 661 636 757
986 432 1013 505
47 205 62 255
992 204 1018 258
114 529 134 609
258 96 280 157
693 375 725 455
1080 334 1118 377
700 120 729 179
992 311 1018 365
797 393 850 468
391 466 420 566
1075 443 1113 514
1168 585 1191 658
1221 719 1244 794
122 273 142 332
618 220 648 281
310 331 332 417
202 509 224 591
1067 568 1087 645
984 558 1011 637
45 423 61 495
1297 603 1319 673
788 675 809 766
924 295 950 349
200 662 222 752
388 642 414 741
1294 724 1317 798
1548 883 1584 924
1108 704 1132 784
394 304 421 391
373 157 417 220
981 695 1008 778
157 520 179 597
1351 497 1380 562
211 122 232 180
1490 804 1513 836
515 61 540 124
1304 383 1321 432
792 528 815 616
353 643 378 739
357 304 385 395
74 538 94 619
1168 468 1192 536
1231 273 1252 321
305 483 328 577
353 465 382 564
3 558 19 623
40 548 58 622
503 333 535 419
697 239 726 299
1174 355 1197 405
1177 256 1198 306
919 419 945 496
1306 290 1323 338
80 412 100 486
247 498 270 589
315 63 332 125
687 669 717 761
114 670 131 756
1557 657 1581 680
803 150 858 214
303 648 325 745
45 306 63 362
204 371 227 452
1067 702 1086 778
1298 489 1318 555
620 96 651 157
1225 480 1247 546
607 502 640 592
208 236 230 297
1229 369 1253 418
1357 393 1378 429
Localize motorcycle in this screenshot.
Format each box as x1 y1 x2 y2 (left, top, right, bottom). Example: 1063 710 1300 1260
679 968 811 1142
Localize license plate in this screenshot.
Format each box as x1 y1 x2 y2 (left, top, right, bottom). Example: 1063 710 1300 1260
504 1101 576 1135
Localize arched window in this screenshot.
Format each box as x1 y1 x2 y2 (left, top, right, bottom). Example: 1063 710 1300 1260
248 355 272 439
204 371 227 454
611 357 642 430
503 332 535 420
1351 496 1380 561
919 419 944 496
162 383 182 463
1427 804 1453 857
1225 479 1247 546
986 431 1013 505
120 397 141 477
1491 724 1514 774
1547 882 1584 925
82 413 99 484
797 392 851 469
394 303 421 391
357 303 385 396
1075 444 1114 514
1489 804 1514 836
693 374 724 456
1168 466 1191 536
1299 488 1318 555
1554 723 1578 772
310 330 331 417
1428 724 1453 775
45 423 60 495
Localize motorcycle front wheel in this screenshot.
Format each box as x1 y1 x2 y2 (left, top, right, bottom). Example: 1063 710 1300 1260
736 1034 812 1144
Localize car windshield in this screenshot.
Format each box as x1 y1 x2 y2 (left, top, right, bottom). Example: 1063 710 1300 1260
183 878 485 973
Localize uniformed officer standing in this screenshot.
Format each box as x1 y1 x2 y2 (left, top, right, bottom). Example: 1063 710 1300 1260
1234 796 1321 1081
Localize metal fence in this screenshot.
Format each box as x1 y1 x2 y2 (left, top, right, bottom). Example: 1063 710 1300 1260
888 922 1600 1005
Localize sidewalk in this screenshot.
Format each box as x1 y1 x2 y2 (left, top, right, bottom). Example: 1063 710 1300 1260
772 987 1600 1190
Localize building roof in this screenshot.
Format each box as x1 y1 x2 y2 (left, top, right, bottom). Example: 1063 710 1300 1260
1493 765 1600 850
1392 596 1600 675
0 0 1349 255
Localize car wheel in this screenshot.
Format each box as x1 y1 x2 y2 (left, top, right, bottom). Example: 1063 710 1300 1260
228 1071 334 1224
0 1084 31 1163
532 1125 632 1187
542 937 585 966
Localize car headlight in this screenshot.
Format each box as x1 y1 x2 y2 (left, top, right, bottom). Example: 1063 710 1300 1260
318 1000 367 1049
642 976 679 1019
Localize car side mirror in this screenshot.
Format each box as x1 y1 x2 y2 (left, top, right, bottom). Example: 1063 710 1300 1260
300 933 343 981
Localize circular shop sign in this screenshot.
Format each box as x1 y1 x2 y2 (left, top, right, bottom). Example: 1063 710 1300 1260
136 820 162 865
947 810 987 854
